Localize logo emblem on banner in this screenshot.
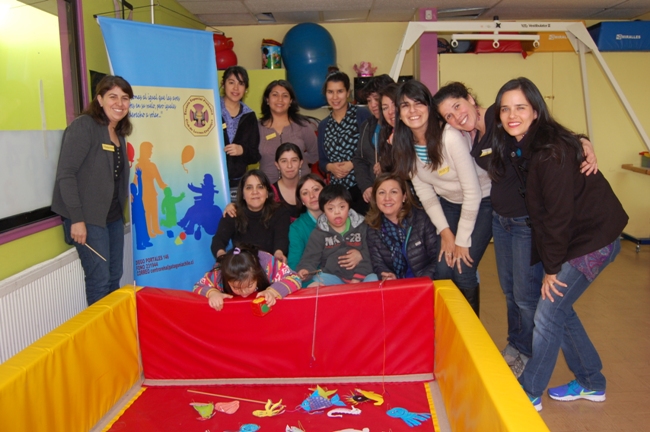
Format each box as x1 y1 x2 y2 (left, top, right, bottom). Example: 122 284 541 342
183 96 216 136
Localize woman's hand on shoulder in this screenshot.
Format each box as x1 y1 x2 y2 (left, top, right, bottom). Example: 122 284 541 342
224 203 237 218
453 245 473 273
338 249 362 270
580 138 598 175
438 228 455 267
207 290 232 311
257 289 278 307
362 187 373 203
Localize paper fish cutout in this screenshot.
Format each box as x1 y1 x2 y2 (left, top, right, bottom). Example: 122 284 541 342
239 425 260 432
215 400 239 414
387 407 431 427
189 402 215 420
346 389 384 406
333 429 370 432
300 387 346 412
327 406 361 417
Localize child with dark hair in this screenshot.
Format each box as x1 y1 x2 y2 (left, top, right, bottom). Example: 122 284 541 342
297 184 377 286
194 244 301 311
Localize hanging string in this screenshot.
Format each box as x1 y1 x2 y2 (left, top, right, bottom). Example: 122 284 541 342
310 272 323 365
379 276 388 395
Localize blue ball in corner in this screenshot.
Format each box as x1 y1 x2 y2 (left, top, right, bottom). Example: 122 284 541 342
282 23 336 110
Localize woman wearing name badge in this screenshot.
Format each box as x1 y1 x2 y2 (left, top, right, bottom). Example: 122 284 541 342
220 66 261 195
491 77 627 411
393 80 492 316
365 173 438 281
52 75 134 306
258 80 318 184
434 81 599 375
318 69 372 215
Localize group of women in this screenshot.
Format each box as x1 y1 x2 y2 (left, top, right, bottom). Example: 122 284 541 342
54 67 627 414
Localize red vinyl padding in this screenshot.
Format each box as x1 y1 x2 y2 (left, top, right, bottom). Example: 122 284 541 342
137 278 435 380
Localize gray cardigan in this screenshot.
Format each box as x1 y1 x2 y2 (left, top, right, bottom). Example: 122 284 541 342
51 115 129 227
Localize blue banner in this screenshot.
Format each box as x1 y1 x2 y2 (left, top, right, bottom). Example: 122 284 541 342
99 17 227 290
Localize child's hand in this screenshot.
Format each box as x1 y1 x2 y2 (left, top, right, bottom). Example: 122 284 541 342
207 290 232 311
257 290 277 307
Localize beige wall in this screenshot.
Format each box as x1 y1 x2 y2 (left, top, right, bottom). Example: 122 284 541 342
440 51 650 239
218 22 416 119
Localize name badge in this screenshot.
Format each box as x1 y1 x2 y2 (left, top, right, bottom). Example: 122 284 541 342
222 122 227 129
438 166 450 176
102 143 115 152
266 132 277 140
480 148 493 157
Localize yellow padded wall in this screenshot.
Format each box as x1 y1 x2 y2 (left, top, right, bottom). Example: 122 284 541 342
434 280 549 431
0 287 140 432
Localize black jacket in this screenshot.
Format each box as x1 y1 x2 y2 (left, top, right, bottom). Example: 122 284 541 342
367 207 438 279
352 116 379 193
222 110 261 185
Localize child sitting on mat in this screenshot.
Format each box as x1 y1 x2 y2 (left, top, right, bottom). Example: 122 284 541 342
194 244 302 311
297 184 378 286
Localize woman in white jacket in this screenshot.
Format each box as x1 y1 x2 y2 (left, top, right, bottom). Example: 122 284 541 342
392 80 492 315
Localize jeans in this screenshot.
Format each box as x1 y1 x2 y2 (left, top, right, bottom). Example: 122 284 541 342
435 196 493 297
311 272 378 286
492 213 543 358
520 239 620 397
63 218 125 306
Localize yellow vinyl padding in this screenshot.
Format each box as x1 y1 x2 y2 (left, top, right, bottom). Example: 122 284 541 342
0 287 140 432
433 280 549 432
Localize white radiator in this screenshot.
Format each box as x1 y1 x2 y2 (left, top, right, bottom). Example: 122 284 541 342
0 228 133 363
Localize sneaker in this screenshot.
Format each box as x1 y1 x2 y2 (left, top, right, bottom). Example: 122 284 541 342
501 344 520 366
548 380 606 402
528 393 542 412
510 354 526 378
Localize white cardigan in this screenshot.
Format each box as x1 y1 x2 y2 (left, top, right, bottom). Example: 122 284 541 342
411 123 491 248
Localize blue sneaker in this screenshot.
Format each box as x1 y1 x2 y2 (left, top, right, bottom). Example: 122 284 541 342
522 385 542 411
548 380 606 402
528 393 542 411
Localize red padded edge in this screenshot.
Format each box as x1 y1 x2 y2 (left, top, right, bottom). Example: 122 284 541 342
137 278 434 380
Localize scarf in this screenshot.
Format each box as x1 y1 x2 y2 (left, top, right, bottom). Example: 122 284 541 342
323 104 359 188
221 98 253 143
380 215 408 278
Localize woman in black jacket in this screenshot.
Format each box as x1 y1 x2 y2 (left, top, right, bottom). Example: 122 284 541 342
220 66 261 193
365 173 438 280
492 77 627 411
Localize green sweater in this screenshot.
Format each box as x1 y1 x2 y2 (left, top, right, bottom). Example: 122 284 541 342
288 211 317 271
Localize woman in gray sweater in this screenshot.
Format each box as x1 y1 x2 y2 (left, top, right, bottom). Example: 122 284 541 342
52 75 134 306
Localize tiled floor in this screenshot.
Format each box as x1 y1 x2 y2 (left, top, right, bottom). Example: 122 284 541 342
479 240 650 431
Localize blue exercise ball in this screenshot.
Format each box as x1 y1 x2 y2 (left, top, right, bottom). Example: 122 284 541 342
282 23 336 110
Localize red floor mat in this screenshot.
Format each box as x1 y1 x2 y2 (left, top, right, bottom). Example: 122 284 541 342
106 382 436 431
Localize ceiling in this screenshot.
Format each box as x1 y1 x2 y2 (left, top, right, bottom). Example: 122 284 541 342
178 0 650 27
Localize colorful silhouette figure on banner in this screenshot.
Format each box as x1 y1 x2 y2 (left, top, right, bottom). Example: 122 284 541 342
160 186 185 232
131 168 152 250
135 141 167 238
177 173 223 240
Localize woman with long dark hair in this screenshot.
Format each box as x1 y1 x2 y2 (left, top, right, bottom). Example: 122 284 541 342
258 80 318 183
435 81 599 375
492 77 627 411
220 66 261 191
52 75 134 305
318 70 372 214
211 169 290 262
393 80 492 315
